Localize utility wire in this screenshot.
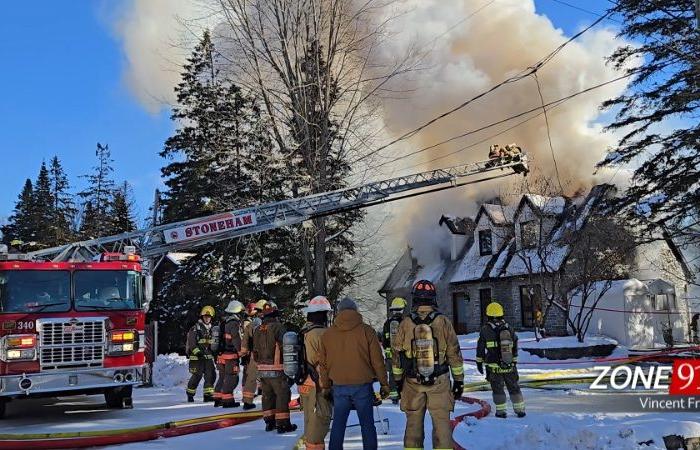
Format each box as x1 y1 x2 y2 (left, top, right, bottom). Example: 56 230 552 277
353 13 610 164
532 71 564 194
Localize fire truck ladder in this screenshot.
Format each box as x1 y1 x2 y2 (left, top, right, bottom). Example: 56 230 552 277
28 156 528 266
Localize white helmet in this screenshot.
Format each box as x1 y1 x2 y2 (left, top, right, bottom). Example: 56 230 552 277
304 296 332 314
225 300 245 314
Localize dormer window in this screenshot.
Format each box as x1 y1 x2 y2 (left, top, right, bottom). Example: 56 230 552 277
479 229 492 256
520 220 538 249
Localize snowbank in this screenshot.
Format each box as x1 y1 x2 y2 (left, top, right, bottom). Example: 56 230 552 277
454 413 700 450
152 353 190 389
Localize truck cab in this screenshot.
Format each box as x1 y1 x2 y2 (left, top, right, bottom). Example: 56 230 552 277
0 247 150 417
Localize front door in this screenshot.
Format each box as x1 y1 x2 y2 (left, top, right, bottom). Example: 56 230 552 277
452 292 468 334
479 288 492 325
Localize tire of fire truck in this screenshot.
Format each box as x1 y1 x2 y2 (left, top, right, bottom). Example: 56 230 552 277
104 386 133 409
0 400 6 419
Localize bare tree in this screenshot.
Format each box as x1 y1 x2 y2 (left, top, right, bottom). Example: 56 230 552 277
561 217 636 342
214 0 417 296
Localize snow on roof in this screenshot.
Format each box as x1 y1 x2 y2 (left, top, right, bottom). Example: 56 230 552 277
480 204 514 225
166 252 195 265
450 242 493 283
502 244 569 277
522 194 566 216
409 261 448 286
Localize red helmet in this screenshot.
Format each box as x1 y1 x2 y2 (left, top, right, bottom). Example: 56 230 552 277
412 279 437 307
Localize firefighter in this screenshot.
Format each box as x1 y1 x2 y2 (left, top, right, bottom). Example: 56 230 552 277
213 299 244 408
392 280 464 450
252 302 297 433
476 302 525 418
299 296 332 450
185 305 217 402
241 300 265 409
382 297 407 404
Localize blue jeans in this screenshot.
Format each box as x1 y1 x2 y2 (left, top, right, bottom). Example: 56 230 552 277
329 383 376 450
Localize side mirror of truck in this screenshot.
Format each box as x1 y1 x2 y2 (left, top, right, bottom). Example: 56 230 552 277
143 275 154 313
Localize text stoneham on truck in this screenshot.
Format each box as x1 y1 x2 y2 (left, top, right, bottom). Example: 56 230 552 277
163 212 258 244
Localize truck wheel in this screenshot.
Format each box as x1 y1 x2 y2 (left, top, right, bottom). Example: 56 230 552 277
0 400 6 419
105 385 133 409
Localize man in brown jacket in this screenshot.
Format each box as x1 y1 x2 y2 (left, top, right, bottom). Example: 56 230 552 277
319 297 389 450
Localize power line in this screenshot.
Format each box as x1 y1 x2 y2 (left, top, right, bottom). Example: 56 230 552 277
352 13 610 164
373 69 638 170
532 72 564 194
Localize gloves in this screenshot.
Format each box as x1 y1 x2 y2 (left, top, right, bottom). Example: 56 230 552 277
380 385 391 400
395 378 404 398
452 381 464 401
476 362 483 374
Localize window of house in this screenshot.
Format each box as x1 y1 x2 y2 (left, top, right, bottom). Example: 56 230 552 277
654 293 676 311
479 229 492 256
520 284 542 328
479 288 492 325
520 220 539 249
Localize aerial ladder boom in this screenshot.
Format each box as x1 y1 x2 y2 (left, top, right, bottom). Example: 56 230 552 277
28 156 528 265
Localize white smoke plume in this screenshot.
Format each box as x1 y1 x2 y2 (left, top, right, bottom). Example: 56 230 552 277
370 0 634 265
112 0 633 266
111 0 214 113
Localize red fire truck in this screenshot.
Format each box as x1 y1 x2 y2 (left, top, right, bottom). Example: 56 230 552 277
0 246 150 417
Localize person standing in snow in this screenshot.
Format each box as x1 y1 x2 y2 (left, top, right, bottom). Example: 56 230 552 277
240 300 265 409
185 305 217 402
252 302 297 433
299 296 333 450
381 297 407 404
213 299 244 408
476 302 525 418
391 280 464 450
319 297 390 450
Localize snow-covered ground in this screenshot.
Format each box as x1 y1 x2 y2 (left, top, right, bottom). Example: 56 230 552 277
1 335 698 449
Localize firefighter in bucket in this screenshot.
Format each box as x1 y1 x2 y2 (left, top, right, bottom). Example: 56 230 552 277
476 302 525 418
392 280 464 450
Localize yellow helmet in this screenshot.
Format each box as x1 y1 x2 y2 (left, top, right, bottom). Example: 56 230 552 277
390 297 407 310
200 305 215 317
485 302 504 318
254 299 268 311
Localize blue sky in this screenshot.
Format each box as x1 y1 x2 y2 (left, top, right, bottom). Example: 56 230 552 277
0 0 614 225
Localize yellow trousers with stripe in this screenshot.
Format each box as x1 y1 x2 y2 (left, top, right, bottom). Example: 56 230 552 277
400 374 454 450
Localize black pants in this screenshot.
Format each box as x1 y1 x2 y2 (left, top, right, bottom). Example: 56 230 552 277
187 358 215 398
214 353 240 404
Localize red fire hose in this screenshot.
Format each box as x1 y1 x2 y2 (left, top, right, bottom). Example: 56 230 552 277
451 396 492 450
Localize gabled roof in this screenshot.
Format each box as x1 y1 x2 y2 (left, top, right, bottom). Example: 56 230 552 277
515 194 567 219
475 204 514 226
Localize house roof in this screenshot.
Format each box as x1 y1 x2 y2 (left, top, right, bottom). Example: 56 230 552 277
519 194 566 217
439 215 474 235
475 204 514 226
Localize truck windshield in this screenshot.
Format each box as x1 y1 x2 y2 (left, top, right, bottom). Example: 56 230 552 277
74 270 141 311
0 271 71 313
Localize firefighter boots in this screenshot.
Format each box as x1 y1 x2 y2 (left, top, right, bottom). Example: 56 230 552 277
264 417 276 432
187 394 195 403
222 400 240 408
214 399 221 407
495 411 507 419
276 419 298 434
242 402 256 410
516 411 526 418
203 394 214 402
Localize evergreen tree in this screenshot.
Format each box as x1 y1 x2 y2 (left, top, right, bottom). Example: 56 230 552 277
600 1 699 241
30 162 54 247
79 143 115 238
48 156 76 244
1 179 35 245
110 181 137 234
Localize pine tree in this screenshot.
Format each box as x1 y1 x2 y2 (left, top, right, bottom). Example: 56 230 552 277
29 162 54 248
110 181 137 234
600 1 699 241
48 156 75 244
1 179 35 245
79 143 115 238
